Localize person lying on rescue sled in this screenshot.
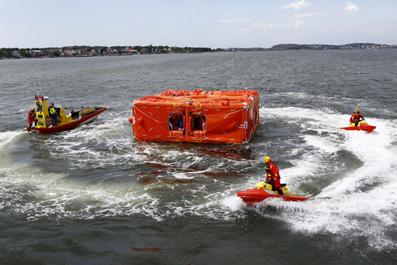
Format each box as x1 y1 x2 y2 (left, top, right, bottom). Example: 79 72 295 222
263 156 283 195
350 108 365 126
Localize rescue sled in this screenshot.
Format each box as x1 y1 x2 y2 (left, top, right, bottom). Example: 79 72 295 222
237 182 310 204
129 89 260 144
29 95 107 134
341 121 376 133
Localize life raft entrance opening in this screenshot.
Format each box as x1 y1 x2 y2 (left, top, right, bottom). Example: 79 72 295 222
191 112 206 131
168 111 185 131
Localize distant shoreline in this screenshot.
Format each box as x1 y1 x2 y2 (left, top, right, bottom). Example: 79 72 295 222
226 43 397 52
1 43 396 59
0 45 220 59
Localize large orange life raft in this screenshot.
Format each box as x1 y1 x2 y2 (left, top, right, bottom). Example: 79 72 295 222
129 89 260 144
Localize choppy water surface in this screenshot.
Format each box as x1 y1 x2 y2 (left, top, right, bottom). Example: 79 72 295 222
0 50 396 265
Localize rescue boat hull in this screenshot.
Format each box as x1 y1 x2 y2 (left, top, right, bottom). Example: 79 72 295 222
341 124 376 132
237 188 310 204
32 107 107 134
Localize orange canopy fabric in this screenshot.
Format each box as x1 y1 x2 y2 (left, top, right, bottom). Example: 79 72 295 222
131 89 260 144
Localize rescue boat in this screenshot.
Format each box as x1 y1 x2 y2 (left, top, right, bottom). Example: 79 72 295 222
237 182 310 204
29 95 107 134
341 121 376 133
129 89 260 144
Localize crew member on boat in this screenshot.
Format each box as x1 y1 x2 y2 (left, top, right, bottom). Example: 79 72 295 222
192 112 205 130
177 111 184 130
350 108 365 126
263 155 283 195
168 111 184 131
48 102 58 126
27 108 37 131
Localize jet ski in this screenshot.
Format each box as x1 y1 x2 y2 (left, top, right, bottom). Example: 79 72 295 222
341 121 376 133
237 182 310 204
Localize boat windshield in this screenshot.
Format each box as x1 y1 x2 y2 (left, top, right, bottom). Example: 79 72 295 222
36 102 42 112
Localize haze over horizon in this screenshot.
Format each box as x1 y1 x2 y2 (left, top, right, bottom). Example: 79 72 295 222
1 0 396 48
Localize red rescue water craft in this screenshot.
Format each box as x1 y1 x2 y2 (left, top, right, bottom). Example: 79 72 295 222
237 188 310 203
341 121 376 133
237 182 310 204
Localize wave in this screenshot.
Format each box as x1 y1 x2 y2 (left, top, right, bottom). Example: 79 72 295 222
244 106 397 250
1 106 396 250
0 114 254 222
0 130 24 149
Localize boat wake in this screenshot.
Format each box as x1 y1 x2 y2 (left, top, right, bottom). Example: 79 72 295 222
246 106 397 250
0 131 24 149
0 105 396 250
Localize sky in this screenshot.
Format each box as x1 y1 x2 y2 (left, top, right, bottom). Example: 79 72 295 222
0 0 396 48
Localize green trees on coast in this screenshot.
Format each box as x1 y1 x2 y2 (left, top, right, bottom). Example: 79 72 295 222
0 45 217 59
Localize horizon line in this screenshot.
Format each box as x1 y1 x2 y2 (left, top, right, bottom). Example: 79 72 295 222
1 42 397 50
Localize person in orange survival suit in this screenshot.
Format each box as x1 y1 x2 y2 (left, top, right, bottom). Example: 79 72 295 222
263 155 283 195
350 108 365 126
27 108 37 131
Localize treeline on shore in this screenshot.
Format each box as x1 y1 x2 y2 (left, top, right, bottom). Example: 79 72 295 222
0 45 222 59
2 43 396 59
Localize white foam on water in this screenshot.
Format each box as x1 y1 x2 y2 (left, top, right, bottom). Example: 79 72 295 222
270 91 354 104
303 135 339 154
253 106 397 250
221 195 245 211
259 107 343 188
0 161 164 221
260 106 347 128
0 124 169 222
2 106 396 250
172 172 195 179
281 154 327 191
42 115 151 168
0 131 24 149
0 118 244 223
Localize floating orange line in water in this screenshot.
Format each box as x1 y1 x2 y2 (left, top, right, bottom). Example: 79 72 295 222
131 247 162 253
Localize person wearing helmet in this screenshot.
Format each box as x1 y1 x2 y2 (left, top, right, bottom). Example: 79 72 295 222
350 108 365 126
263 156 283 195
27 108 37 131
